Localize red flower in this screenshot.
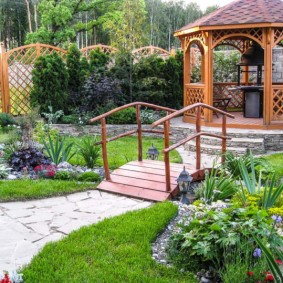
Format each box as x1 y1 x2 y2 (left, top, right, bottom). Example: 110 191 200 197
247 271 254 276
34 164 56 178
0 274 11 283
265 272 274 281
276 259 283 265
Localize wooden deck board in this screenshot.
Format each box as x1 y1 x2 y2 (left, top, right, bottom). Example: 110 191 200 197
97 160 208 202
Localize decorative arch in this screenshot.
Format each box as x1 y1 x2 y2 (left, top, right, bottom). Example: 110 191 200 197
80 44 117 60
214 38 246 53
212 29 263 49
273 28 283 47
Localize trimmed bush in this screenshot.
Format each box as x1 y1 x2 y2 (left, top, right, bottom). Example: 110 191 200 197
30 53 69 113
77 171 101 182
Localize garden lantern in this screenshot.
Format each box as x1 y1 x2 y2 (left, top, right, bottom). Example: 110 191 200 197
146 144 159 160
177 166 193 204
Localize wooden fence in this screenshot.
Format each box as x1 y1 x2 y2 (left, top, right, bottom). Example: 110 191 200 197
0 43 175 115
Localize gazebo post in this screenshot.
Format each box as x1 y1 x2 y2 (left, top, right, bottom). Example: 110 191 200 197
263 27 274 125
203 32 213 123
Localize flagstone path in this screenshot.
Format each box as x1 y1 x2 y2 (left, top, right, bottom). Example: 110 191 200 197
0 190 151 272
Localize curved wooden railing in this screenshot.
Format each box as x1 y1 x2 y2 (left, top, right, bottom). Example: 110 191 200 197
151 103 235 192
89 102 177 180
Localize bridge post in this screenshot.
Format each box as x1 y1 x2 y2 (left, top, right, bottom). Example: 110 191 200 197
221 115 227 164
196 106 201 170
164 120 171 192
136 105 142 161
101 118 111 180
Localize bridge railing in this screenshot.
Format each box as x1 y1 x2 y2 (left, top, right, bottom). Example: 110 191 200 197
151 103 235 192
89 102 177 180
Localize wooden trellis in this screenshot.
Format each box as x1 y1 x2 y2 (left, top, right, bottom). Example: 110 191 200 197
0 43 175 115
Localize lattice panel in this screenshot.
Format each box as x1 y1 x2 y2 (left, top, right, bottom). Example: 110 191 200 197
216 39 246 53
274 28 283 46
185 32 205 53
6 44 67 114
185 85 204 117
132 46 170 62
213 83 243 109
212 28 263 47
272 87 283 121
81 44 117 60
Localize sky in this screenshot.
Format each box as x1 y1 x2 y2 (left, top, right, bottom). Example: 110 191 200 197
183 0 235 11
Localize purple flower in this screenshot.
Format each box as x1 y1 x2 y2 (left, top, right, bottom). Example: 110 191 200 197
253 248 261 257
271 215 282 223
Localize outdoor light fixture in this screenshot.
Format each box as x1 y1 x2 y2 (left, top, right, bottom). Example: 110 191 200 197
146 144 159 160
177 166 193 204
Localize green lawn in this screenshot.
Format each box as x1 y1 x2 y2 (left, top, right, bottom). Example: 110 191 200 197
67 136 182 169
0 179 97 202
262 152 283 179
21 202 197 283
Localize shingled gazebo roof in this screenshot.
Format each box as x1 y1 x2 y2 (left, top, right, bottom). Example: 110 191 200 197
175 0 283 36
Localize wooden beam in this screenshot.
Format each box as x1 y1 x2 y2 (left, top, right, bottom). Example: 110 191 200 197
263 27 273 125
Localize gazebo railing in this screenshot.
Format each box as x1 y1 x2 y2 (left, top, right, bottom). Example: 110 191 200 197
151 103 235 192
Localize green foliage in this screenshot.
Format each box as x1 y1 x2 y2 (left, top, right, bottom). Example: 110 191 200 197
77 171 101 182
42 106 64 125
54 170 78 181
132 54 182 109
30 53 69 113
219 244 268 283
0 113 17 127
106 107 137 124
0 179 96 202
89 48 109 70
76 135 101 169
66 43 89 92
103 0 147 50
42 133 76 165
167 203 282 272
22 202 196 282
213 51 241 82
223 151 273 180
263 153 283 180
33 121 60 144
197 167 237 204
0 164 10 179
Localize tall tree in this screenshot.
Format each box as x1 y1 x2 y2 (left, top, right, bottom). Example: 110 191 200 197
103 0 147 50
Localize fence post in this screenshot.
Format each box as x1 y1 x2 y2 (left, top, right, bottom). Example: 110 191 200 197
196 106 201 170
164 120 171 192
0 43 10 113
136 105 143 161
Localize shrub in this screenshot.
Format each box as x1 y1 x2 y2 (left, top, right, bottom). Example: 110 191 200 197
30 53 69 113
9 147 51 171
66 43 90 92
0 113 17 127
106 107 137 124
54 170 77 180
77 171 101 182
89 47 109 70
77 136 101 168
167 202 283 273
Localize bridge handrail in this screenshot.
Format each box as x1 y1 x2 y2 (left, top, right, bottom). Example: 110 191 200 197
89 102 177 180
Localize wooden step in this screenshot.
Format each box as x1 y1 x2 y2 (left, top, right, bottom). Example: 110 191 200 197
98 181 173 202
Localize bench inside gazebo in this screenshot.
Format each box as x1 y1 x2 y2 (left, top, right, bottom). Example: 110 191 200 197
175 0 283 130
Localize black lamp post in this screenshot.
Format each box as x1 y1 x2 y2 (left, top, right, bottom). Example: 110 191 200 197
177 166 193 204
146 144 159 160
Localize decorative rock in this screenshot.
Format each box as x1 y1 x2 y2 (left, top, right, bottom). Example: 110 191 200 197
7 174 17 180
57 162 73 170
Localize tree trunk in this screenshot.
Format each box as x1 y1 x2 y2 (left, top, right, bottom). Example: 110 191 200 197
34 1 38 31
25 0 32 33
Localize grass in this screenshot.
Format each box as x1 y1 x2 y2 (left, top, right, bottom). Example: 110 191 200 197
21 202 197 283
0 179 97 202
67 136 182 169
262 153 283 180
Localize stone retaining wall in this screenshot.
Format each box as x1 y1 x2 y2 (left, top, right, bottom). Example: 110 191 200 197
52 124 283 153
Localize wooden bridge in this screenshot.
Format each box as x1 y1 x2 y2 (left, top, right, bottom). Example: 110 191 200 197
90 102 234 202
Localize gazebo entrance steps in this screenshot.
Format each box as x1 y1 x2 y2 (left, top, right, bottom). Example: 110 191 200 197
97 160 207 202
185 137 265 156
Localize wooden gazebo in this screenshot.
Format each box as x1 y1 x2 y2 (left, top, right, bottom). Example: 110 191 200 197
175 0 283 129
